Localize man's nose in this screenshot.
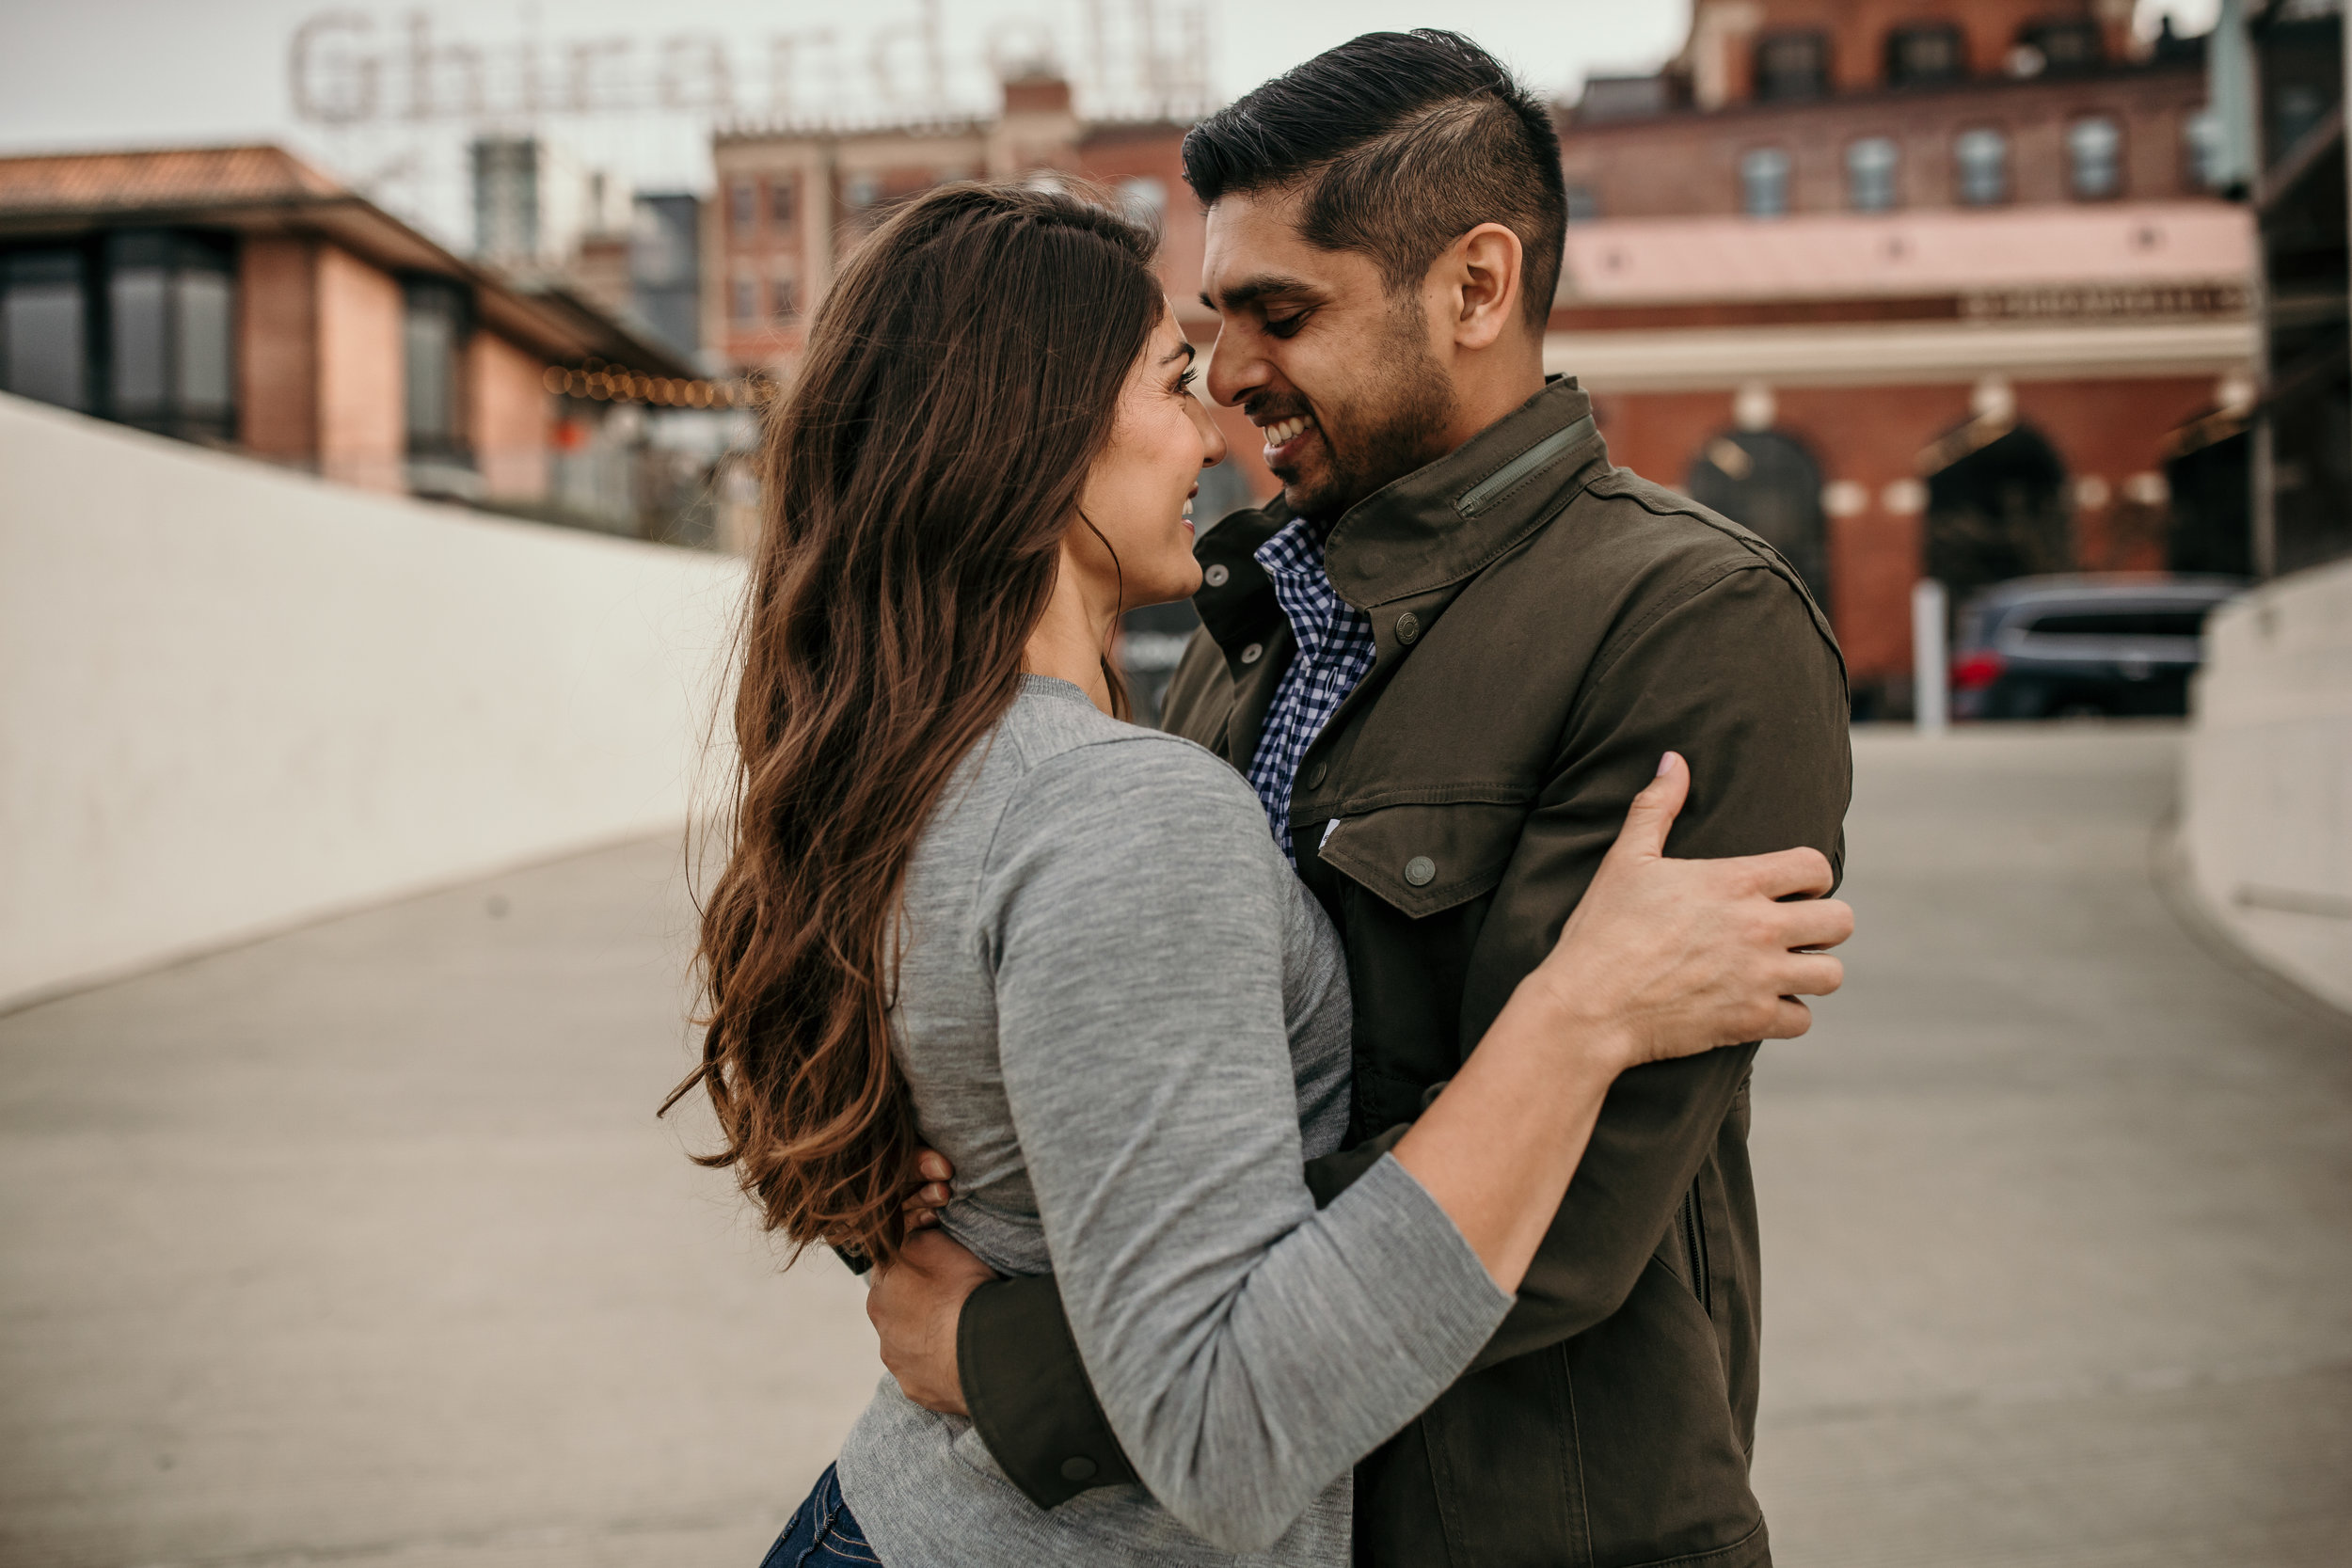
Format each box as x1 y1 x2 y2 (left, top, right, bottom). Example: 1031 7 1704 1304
1204 326 1263 409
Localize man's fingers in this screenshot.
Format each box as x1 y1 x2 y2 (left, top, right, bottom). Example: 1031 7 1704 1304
1761 997 1814 1039
1769 897 1854 955
1738 845 1835 901
1604 752 1691 865
1770 951 1844 998
915 1148 952 1183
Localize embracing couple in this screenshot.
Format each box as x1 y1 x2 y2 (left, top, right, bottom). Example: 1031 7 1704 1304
671 28 1853 1568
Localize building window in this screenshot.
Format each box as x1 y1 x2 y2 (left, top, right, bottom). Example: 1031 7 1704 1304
1578 74 1672 121
401 276 471 464
730 275 758 325
1753 31 1829 102
1955 128 2010 205
842 172 882 211
2068 117 2123 199
2270 83 2329 162
2185 107 2229 190
770 178 797 228
1740 148 1792 217
1847 136 1899 211
729 180 758 235
1 230 236 439
103 230 234 436
771 275 799 321
471 136 545 263
2019 20 2102 76
1565 182 1600 223
1886 24 1965 88
1 248 88 412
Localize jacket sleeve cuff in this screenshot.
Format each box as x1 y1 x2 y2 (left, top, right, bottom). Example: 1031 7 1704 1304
958 1273 1140 1508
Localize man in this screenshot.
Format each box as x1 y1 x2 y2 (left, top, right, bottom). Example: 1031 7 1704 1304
869 30 1850 1567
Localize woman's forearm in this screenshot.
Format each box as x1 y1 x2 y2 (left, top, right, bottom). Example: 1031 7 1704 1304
1394 752 1851 1293
1391 986 1622 1292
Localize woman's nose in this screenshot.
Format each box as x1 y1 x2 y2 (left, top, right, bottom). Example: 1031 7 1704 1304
1193 398 1229 467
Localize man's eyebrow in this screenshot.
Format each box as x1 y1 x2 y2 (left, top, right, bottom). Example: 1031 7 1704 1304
1201 274 1318 313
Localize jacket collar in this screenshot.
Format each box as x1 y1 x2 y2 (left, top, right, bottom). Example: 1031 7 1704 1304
1323 376 1605 610
1189 498 1288 657
1187 377 1607 646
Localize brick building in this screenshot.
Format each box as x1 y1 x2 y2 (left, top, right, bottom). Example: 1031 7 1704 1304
0 146 698 519
707 76 1265 518
1550 0 2253 712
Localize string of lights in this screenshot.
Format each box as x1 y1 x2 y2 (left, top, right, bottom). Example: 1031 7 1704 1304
541 359 777 407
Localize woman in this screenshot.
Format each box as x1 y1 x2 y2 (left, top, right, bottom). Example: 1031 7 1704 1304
666 182 1849 1567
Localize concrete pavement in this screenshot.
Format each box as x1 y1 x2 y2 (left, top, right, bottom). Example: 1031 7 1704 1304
1750 726 2352 1565
0 836 882 1568
2 725 2346 1566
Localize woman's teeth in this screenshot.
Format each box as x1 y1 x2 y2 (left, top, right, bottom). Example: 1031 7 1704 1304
1183 496 1194 518
1263 416 1309 446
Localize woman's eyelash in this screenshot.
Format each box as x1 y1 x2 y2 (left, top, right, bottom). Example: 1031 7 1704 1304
1176 367 1199 394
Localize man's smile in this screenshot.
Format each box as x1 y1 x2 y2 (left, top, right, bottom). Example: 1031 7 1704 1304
1254 410 1319 467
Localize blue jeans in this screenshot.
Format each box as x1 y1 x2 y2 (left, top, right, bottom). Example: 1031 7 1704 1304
757 1464 881 1567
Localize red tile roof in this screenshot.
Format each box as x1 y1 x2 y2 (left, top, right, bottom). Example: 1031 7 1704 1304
0 145 345 214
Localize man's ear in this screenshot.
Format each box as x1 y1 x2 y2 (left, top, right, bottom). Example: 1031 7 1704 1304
1449 223 1524 352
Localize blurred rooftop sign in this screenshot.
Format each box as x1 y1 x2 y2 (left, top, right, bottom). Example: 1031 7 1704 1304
286 1 1213 129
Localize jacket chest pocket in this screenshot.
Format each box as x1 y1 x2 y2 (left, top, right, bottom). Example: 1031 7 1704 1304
1316 797 1530 919
1314 798 1530 1135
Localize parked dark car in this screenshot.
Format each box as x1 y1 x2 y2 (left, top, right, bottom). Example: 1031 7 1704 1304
1950 575 2249 721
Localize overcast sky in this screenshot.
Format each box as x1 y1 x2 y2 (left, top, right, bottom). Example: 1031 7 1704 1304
0 0 2220 245
0 0 1688 146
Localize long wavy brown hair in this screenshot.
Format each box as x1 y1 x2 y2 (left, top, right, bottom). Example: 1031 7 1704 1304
663 182 1165 1266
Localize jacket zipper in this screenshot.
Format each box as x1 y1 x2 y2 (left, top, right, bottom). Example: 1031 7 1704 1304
1454 414 1598 518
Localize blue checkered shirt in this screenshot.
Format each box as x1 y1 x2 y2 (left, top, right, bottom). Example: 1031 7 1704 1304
1244 517 1379 862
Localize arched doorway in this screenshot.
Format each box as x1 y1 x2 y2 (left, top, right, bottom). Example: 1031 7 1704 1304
1921 420 2071 609
1683 429 1832 607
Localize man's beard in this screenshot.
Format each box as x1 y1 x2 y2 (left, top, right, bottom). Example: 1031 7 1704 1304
1280 305 1457 527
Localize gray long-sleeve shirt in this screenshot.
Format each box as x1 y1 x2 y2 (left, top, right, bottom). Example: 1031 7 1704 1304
834 676 1511 1566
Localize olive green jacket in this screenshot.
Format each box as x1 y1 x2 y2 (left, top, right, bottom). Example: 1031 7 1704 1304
956 379 1851 1568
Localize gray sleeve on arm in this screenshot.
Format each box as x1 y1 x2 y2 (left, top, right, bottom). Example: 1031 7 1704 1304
980 738 1511 1554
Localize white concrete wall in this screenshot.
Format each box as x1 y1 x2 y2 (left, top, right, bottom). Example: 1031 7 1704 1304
0 392 745 1009
2181 556 2352 1016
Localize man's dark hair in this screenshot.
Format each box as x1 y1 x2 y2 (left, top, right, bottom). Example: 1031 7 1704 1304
1182 30 1565 333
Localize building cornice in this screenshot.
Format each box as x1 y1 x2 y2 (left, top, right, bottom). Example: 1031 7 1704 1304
1546 314 2256 390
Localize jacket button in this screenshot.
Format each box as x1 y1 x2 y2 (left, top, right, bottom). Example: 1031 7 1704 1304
1060 1456 1098 1482
1304 760 1328 788
1203 563 1231 588
1404 855 1436 887
1395 611 1422 645
1240 642 1263 664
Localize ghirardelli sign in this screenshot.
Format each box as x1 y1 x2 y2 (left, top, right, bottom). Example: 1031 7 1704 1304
287 3 1210 126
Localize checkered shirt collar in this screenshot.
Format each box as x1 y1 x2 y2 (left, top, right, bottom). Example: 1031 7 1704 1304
1244 516 1379 863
